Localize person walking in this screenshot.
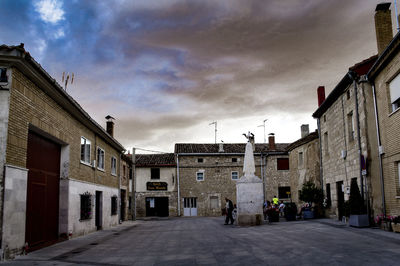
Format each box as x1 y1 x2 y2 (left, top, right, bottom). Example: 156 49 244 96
224 197 234 225
279 200 285 217
272 195 279 206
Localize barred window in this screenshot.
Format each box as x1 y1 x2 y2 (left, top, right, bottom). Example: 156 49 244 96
111 196 118 215
80 193 92 220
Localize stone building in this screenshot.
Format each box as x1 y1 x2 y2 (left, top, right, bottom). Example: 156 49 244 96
134 153 177 217
367 3 400 218
286 125 320 206
0 44 125 257
175 136 289 217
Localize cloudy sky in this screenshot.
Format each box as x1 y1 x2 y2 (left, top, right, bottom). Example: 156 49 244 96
0 0 391 152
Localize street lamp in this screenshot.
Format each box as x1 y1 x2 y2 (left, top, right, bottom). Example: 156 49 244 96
258 119 268 143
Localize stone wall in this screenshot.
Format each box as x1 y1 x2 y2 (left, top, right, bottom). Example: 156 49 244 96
374 49 400 216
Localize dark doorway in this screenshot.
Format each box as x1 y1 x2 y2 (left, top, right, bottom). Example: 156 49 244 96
145 197 169 217
336 181 345 221
121 189 126 221
25 131 61 250
95 191 103 230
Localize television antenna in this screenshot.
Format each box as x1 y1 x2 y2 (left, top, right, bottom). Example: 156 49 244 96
62 72 75 92
209 121 217 144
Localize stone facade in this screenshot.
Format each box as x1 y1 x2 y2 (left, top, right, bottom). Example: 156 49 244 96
368 30 400 217
120 154 132 221
134 154 177 217
0 45 125 258
313 57 381 220
176 142 289 217
287 130 320 206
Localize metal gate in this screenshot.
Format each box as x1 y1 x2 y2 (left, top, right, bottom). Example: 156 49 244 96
25 131 60 249
183 197 197 216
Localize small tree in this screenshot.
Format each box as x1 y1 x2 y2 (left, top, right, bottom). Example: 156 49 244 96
349 179 366 215
299 181 323 205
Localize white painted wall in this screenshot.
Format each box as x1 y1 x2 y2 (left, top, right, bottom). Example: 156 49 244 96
68 179 119 237
136 167 176 192
2 165 28 255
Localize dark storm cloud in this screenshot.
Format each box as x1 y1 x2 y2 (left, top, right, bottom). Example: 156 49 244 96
0 0 383 151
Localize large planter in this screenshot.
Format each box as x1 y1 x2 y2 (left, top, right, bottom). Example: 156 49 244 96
349 214 369 228
392 223 400 233
303 210 314 219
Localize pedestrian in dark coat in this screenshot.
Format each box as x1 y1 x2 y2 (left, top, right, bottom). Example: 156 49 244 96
224 198 234 225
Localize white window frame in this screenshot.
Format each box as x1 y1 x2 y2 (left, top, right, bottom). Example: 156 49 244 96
231 171 239 180
196 170 204 181
389 74 400 112
97 146 105 171
80 137 91 165
111 156 117 176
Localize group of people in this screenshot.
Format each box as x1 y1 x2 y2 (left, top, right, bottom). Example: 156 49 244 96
263 196 286 222
224 196 287 225
223 198 237 225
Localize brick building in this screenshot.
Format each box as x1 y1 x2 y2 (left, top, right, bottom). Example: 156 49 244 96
0 44 125 257
367 3 400 218
286 125 320 206
133 153 177 217
175 136 289 217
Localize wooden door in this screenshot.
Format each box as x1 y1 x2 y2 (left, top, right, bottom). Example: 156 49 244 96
25 131 60 249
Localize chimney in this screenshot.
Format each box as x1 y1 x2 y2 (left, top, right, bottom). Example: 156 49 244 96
301 124 309 138
268 133 276 150
317 86 325 107
375 2 393 55
219 142 224 152
105 115 115 137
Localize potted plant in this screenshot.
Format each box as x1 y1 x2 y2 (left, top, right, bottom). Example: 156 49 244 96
299 181 323 219
348 179 369 227
284 202 297 221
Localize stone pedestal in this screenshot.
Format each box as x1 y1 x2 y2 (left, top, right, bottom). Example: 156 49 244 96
236 174 264 226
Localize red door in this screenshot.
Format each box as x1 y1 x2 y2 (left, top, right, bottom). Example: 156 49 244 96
25 131 61 249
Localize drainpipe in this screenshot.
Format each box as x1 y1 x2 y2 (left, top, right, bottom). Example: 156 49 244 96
176 154 181 216
349 72 364 200
132 148 136 220
260 152 265 203
317 118 324 193
371 81 386 217
118 153 122 223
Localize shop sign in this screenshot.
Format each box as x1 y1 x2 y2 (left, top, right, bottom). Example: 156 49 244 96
147 182 168 191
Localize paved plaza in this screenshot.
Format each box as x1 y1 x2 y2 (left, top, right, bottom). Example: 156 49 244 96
3 217 400 266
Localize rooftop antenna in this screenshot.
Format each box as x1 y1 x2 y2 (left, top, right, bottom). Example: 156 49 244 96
62 72 75 92
209 121 217 144
396 0 400 31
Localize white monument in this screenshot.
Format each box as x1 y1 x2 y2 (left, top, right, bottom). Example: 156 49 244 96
236 132 264 225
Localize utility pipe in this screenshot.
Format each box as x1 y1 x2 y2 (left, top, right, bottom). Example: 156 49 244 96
177 154 181 216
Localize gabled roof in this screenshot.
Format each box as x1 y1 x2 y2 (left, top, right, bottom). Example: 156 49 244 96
135 153 176 167
312 55 377 119
368 31 400 80
0 43 125 152
286 131 319 152
175 143 289 154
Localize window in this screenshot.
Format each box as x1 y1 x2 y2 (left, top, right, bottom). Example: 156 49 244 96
326 183 331 207
346 89 351 100
129 168 133 180
196 171 204 181
210 196 219 209
111 156 117 175
277 158 289 170
324 132 329 156
323 115 326 122
298 152 304 167
97 147 105 170
347 112 354 141
80 192 92 220
151 168 160 179
389 73 400 112
80 137 91 164
0 68 7 82
128 196 132 210
231 171 239 180
197 158 204 163
123 165 126 178
278 186 291 199
111 196 118 215
232 158 238 163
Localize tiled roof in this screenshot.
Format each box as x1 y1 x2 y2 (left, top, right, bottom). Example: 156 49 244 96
175 143 289 154
286 131 319 152
135 153 176 167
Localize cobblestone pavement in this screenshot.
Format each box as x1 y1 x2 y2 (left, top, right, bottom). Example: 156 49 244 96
2 217 400 265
